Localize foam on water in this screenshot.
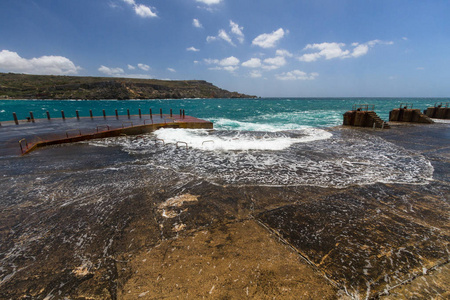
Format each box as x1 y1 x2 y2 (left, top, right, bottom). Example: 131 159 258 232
90 128 434 188
153 128 332 151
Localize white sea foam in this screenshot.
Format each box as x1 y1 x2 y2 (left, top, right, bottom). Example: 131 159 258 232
154 128 332 151
97 128 434 188
210 118 311 132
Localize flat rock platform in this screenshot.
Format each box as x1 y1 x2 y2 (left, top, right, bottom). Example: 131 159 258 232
0 114 213 156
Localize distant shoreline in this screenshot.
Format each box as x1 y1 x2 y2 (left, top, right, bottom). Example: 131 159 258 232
0 72 257 100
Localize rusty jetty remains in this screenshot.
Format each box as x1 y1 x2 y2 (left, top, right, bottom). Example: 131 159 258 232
389 103 434 123
0 108 213 156
343 104 390 129
425 102 450 119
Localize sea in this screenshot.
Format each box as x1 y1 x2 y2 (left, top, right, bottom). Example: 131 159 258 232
0 97 449 298
0 97 445 188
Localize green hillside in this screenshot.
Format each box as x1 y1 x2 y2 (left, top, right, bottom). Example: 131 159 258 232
0 73 256 100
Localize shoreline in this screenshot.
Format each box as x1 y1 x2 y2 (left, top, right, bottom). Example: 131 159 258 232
0 122 448 299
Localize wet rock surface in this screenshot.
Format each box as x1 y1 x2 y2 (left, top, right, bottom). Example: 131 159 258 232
0 124 448 299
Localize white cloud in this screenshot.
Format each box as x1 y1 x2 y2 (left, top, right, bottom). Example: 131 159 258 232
276 49 293 57
230 20 244 43
0 50 80 75
219 56 240 66
127 64 136 70
206 36 217 43
276 70 319 81
222 66 238 72
207 20 245 46
134 4 157 18
402 37 408 41
193 18 203 28
249 70 262 78
187 46 200 52
196 0 222 5
204 56 239 72
167 68 176 72
137 63 150 71
301 42 350 61
252 28 285 48
98 65 125 76
263 56 286 70
218 29 235 46
204 58 220 64
122 0 157 18
298 40 394 62
351 44 369 57
242 58 262 68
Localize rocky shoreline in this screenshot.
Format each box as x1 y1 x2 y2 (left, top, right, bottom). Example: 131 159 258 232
0 123 448 299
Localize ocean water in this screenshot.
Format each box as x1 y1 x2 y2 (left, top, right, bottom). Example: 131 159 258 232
0 97 442 127
0 98 441 188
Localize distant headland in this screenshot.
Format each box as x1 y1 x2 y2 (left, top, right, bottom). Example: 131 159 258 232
0 73 256 100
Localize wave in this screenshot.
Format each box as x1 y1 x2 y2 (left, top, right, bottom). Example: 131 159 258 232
153 128 332 151
89 128 433 188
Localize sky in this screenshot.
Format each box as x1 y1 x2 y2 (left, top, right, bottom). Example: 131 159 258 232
0 0 449 97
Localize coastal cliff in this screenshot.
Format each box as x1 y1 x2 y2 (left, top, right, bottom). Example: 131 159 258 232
0 73 256 100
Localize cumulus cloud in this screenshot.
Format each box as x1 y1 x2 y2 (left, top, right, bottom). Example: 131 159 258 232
122 0 157 18
249 70 262 78
298 40 393 62
207 20 244 46
276 70 319 81
205 56 240 72
218 29 235 46
138 64 150 71
262 56 286 70
276 49 293 57
193 18 203 28
98 65 125 76
187 46 200 52
167 68 176 72
252 28 286 48
230 20 244 43
99 65 153 78
242 58 262 68
219 56 240 66
0 50 80 75
137 63 150 71
196 0 222 5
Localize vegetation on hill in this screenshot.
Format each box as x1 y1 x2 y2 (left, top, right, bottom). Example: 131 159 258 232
0 73 256 100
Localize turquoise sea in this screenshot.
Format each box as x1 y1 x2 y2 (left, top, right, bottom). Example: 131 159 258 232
0 98 444 130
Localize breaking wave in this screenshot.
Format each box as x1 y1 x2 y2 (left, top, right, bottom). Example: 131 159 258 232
88 128 433 188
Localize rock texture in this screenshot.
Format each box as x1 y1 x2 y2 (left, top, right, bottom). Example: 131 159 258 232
0 73 256 100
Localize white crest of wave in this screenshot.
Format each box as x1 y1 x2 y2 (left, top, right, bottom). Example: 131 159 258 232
154 128 332 151
210 118 310 131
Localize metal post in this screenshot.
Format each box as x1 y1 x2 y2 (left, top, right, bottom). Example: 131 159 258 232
46 111 51 120
61 110 66 120
13 112 19 125
90 109 93 118
150 109 153 119
160 108 162 118
127 109 130 119
115 109 119 119
103 109 106 119
183 109 185 119
139 108 141 118
29 111 35 122
76 110 80 120
170 109 172 117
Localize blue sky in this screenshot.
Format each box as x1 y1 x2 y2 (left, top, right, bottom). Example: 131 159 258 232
0 0 449 97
